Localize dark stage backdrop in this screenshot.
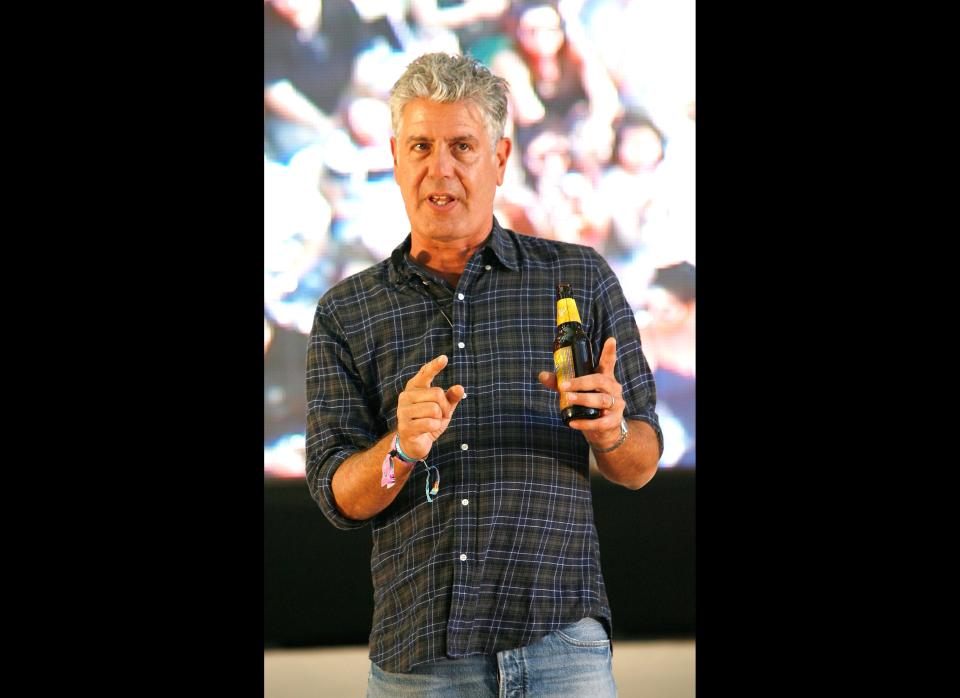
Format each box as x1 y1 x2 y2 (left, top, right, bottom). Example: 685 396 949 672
265 467 694 647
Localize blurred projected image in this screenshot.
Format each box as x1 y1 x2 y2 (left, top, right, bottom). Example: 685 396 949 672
265 0 695 478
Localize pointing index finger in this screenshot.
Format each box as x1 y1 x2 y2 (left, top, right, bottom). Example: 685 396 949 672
407 354 449 389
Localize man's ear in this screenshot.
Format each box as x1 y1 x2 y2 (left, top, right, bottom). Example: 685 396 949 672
390 137 399 184
495 137 512 186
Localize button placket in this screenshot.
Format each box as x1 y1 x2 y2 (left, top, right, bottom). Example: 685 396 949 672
451 257 487 644
450 254 493 655
450 277 474 628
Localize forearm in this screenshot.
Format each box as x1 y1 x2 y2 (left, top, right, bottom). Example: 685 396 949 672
264 80 332 132
592 420 660 490
327 355 464 521
330 432 416 521
490 50 545 125
558 0 619 124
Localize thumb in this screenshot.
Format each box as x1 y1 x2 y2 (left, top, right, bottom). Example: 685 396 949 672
446 384 466 411
538 370 559 392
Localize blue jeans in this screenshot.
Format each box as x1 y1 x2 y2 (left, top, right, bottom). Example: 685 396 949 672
366 617 617 697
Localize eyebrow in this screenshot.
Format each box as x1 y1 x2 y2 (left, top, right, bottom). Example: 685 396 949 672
405 134 480 145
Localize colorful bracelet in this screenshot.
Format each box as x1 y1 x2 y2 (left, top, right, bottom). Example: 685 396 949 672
379 434 440 502
392 434 419 464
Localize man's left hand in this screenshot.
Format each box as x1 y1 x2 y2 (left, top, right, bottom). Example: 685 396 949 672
538 337 625 450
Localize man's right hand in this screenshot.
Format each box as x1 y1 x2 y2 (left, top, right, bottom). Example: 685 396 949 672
396 355 465 460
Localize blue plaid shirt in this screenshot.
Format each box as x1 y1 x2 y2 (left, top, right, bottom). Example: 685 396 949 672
306 218 662 673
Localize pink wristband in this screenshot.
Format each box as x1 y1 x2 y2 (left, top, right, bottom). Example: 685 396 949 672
378 435 440 502
380 450 397 488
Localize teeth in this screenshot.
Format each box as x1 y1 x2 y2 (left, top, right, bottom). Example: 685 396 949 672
430 196 451 204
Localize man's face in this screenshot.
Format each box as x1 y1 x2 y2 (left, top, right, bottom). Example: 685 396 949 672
391 98 511 245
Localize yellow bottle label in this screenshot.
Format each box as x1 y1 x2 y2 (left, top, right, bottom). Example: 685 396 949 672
555 298 581 325
554 346 575 410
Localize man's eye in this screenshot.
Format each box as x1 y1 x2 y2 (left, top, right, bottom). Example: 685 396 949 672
456 143 471 151
413 143 428 151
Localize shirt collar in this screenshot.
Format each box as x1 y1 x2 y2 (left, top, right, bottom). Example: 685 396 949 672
387 216 518 287
485 216 519 272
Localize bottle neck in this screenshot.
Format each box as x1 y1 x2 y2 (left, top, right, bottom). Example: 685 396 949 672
556 297 581 326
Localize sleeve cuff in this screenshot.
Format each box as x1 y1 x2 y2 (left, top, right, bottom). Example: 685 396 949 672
310 448 372 530
624 414 665 460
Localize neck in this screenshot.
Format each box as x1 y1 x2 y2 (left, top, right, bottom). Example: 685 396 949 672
409 235 488 287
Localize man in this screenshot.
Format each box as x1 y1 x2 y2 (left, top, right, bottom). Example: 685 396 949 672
306 52 663 696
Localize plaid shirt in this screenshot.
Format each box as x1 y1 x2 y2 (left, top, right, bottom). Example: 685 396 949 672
306 218 662 673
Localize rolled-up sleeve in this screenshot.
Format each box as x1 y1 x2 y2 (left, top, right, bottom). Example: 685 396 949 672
589 252 664 459
305 301 378 530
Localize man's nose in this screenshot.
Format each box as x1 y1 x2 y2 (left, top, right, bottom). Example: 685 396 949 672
426 146 455 179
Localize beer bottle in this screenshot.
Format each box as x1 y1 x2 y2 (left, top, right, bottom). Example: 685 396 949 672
553 284 600 424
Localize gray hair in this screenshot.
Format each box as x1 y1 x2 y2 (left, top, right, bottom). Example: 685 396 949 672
389 53 510 150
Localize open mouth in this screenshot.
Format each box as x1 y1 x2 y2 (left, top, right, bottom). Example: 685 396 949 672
427 194 457 209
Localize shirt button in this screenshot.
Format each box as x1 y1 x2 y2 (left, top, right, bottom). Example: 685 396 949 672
461 498 469 506
484 264 492 271
461 443 469 450
457 293 465 300
459 554 467 561
458 341 465 349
